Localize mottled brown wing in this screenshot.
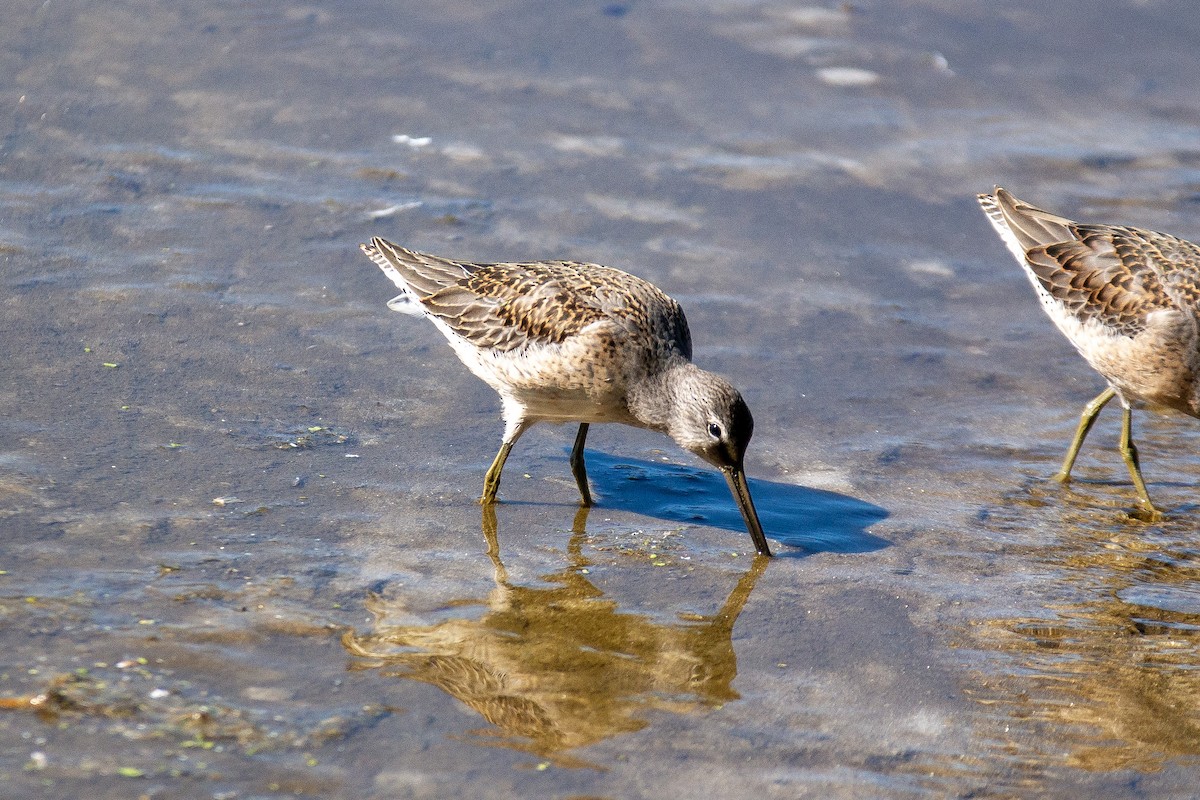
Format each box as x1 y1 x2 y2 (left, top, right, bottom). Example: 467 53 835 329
1113 227 1200 313
983 189 1195 337
1025 224 1190 336
424 260 693 357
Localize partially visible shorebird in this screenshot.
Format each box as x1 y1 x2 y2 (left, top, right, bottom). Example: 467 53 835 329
978 187 1200 519
361 237 773 556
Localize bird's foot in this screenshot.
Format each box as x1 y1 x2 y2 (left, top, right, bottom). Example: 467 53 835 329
1128 502 1164 524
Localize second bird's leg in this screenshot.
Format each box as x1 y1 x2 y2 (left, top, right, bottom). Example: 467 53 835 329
570 423 594 507
1118 404 1161 520
1054 386 1116 483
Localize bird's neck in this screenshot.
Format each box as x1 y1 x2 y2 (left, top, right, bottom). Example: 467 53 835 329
626 360 698 434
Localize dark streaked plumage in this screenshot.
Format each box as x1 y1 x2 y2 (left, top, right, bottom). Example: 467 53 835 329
978 187 1200 518
361 237 772 555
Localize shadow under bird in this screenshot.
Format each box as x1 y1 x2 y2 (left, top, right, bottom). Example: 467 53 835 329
361 237 773 556
978 187 1200 519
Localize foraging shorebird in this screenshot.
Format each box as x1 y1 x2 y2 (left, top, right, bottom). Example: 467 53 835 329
978 187 1200 519
361 237 772 555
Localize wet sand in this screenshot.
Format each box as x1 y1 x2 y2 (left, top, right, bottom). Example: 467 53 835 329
3 0 1200 796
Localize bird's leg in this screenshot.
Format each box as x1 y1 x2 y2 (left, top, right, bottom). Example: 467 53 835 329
1118 404 1162 520
1054 386 1116 483
480 442 513 504
569 423 594 507
480 421 529 505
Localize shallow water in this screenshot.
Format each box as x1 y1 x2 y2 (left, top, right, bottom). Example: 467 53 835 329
4 0 1200 796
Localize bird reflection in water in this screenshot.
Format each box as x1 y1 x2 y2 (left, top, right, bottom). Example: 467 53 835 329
343 505 768 766
968 520 1200 773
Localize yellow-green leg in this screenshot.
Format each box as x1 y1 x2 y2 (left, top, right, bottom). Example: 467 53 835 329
1118 404 1161 520
569 423 594 507
480 421 529 505
480 441 513 504
1054 387 1116 483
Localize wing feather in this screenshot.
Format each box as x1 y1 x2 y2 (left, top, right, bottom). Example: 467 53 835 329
979 188 1192 336
362 239 692 356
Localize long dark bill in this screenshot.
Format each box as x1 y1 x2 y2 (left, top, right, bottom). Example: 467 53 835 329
722 467 772 557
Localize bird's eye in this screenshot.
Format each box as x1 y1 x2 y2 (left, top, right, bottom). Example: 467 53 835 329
707 423 722 439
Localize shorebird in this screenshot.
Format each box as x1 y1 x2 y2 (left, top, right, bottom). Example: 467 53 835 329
978 187 1200 519
361 237 772 555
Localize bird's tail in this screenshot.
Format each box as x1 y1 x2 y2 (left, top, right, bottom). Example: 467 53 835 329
977 187 1074 256
360 237 473 297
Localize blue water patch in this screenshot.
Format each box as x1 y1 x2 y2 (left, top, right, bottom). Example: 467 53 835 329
580 451 889 555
